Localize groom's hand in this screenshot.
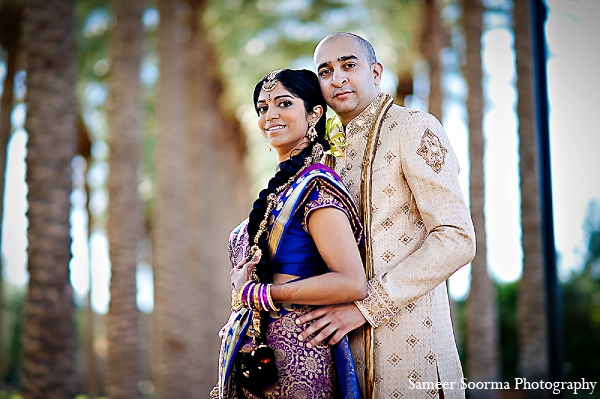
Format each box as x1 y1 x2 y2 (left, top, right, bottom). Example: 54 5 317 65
295 302 367 347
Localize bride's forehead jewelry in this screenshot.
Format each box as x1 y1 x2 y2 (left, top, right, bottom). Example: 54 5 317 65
262 69 283 92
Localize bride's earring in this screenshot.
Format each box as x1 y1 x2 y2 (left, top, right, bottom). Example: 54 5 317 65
265 141 272 151
306 122 317 142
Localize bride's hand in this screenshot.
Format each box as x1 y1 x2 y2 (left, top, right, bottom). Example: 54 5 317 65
231 249 262 291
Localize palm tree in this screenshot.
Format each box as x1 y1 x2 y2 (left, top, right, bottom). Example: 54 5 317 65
20 0 77 397
186 0 248 392
152 0 190 397
514 0 549 394
105 0 144 397
419 0 447 120
0 1 22 377
462 0 500 397
185 1 224 392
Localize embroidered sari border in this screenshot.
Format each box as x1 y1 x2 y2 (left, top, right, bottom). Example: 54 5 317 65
267 164 356 260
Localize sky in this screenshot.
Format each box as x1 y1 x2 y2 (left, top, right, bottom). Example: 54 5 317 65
1 0 599 311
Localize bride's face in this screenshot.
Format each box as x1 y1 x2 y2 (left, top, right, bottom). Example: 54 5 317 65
256 83 311 158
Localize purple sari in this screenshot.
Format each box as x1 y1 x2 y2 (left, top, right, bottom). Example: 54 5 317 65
214 164 363 399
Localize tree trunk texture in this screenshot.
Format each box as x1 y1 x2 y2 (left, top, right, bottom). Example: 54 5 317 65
105 0 145 398
20 0 77 398
420 0 447 120
462 0 501 397
186 0 237 393
514 1 549 396
152 0 191 397
0 2 22 379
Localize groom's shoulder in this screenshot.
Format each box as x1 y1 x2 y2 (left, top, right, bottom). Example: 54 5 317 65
384 103 442 130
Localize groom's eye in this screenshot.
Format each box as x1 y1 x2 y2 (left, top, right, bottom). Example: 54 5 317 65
318 69 332 78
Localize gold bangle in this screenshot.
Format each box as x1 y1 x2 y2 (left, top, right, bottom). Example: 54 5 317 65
252 282 261 311
266 284 280 311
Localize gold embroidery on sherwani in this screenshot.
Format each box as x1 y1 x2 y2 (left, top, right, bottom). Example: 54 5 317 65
416 128 448 173
336 95 473 399
354 93 394 399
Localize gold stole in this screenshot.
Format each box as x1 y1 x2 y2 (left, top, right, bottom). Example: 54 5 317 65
358 94 394 399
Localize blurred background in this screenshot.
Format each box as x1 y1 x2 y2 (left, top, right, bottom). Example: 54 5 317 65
0 0 599 398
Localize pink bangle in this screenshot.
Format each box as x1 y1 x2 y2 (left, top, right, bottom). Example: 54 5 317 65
260 284 269 311
242 281 254 308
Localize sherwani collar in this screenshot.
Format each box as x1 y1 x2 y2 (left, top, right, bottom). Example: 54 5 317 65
344 92 389 140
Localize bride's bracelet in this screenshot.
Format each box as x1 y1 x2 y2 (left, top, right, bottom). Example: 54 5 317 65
240 281 279 312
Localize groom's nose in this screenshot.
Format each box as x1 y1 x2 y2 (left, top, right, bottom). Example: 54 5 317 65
331 69 348 87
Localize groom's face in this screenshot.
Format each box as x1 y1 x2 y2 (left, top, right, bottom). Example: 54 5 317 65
314 36 381 125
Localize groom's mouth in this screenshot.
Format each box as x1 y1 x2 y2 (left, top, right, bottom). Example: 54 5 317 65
333 90 353 100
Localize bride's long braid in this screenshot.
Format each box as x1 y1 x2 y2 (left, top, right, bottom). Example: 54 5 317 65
247 69 330 285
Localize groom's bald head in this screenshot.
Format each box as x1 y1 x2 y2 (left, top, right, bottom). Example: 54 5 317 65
314 33 377 66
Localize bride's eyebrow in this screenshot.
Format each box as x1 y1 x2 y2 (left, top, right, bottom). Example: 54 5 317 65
274 94 294 101
257 94 294 104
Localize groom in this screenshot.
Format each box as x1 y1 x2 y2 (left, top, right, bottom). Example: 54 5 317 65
296 32 476 399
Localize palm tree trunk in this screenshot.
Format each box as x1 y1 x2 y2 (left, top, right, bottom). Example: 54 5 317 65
20 0 77 397
186 1 233 393
420 0 446 120
462 0 500 397
186 0 214 391
152 0 190 397
514 1 549 396
105 0 145 398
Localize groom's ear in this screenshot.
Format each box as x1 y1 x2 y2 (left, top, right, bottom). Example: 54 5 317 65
372 62 383 85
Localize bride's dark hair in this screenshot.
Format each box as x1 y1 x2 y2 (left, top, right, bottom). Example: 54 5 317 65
247 69 330 284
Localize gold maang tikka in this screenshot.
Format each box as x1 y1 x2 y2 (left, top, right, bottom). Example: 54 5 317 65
262 69 283 91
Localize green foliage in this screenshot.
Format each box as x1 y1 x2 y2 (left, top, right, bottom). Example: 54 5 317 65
561 273 600 383
561 199 600 386
1 283 24 388
497 281 519 382
455 271 600 390
454 281 519 382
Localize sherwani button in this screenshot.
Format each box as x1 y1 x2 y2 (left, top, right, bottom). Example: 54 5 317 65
346 163 352 170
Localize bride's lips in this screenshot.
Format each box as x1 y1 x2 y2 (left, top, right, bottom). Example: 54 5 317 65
265 124 285 133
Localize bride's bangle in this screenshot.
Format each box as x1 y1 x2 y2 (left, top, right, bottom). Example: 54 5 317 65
240 280 254 308
252 282 261 311
266 284 280 311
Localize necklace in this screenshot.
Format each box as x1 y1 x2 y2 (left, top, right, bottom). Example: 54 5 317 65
249 143 323 260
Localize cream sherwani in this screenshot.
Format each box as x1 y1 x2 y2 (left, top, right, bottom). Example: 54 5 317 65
332 93 476 399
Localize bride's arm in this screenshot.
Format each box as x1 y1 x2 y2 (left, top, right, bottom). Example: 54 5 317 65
270 207 367 305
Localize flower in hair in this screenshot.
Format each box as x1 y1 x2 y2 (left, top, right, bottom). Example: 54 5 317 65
324 116 347 158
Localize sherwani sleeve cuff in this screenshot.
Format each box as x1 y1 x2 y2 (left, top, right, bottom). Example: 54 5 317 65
354 279 400 328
